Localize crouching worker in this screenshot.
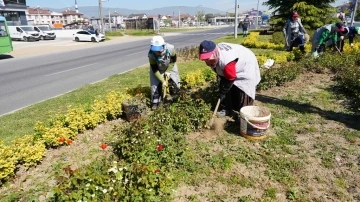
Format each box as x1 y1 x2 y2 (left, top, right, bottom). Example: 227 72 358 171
311 22 345 57
148 36 180 109
337 26 360 52
198 40 261 120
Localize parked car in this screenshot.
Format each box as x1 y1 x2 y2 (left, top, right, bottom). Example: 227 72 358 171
33 25 56 40
72 30 105 42
8 26 40 41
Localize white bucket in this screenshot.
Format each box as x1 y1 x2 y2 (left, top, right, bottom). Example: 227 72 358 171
240 106 271 140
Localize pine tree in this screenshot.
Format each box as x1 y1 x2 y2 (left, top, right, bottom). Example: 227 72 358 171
264 0 338 30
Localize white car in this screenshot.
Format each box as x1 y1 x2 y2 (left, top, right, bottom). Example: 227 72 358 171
73 30 105 42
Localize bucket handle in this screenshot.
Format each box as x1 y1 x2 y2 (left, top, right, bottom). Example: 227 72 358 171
244 116 271 130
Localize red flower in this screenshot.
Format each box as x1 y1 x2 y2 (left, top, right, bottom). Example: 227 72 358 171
157 144 163 151
154 169 160 174
101 143 108 150
67 139 73 145
58 137 65 143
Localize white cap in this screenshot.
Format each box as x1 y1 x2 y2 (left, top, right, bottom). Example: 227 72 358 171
150 36 165 51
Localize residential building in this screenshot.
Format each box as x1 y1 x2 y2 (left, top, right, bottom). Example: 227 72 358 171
128 13 147 19
62 8 83 25
0 0 28 25
51 11 63 24
110 11 125 25
26 7 52 25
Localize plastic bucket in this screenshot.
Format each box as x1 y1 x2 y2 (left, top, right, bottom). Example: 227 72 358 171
240 106 271 140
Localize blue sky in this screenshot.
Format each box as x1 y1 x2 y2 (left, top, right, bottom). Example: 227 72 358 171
27 0 343 12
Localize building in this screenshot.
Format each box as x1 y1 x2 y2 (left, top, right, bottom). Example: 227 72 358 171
128 13 147 19
0 0 28 25
51 11 63 25
62 8 84 25
110 11 125 25
26 7 52 25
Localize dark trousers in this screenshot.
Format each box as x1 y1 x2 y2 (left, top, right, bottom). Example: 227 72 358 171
222 85 254 113
289 35 305 52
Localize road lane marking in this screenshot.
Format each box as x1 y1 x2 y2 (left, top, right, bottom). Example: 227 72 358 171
45 63 98 76
126 51 147 56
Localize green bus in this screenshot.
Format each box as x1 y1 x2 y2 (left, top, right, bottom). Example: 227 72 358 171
0 16 13 54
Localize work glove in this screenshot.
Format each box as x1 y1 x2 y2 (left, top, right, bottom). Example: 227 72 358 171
351 43 354 47
218 93 226 102
218 77 234 101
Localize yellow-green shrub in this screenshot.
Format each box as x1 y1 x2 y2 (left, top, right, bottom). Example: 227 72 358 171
12 135 46 167
65 106 98 133
92 91 131 122
182 69 207 88
34 121 75 147
0 141 17 182
126 85 151 97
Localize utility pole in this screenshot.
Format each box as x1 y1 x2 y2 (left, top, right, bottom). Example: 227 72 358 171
98 0 104 33
108 9 111 32
256 0 260 29
234 0 238 38
178 6 181 28
37 6 40 25
350 0 358 26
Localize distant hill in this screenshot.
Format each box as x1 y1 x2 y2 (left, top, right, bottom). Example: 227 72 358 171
45 6 226 18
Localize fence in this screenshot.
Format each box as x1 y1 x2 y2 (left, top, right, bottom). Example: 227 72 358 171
124 18 156 30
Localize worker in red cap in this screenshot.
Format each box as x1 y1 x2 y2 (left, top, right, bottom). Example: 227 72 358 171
198 40 261 119
311 22 345 56
283 11 307 53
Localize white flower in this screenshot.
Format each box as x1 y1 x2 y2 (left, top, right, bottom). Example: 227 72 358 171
77 200 82 202
108 167 118 173
86 183 90 187
124 178 129 184
157 139 161 142
102 189 108 194
112 179 116 183
95 186 99 190
119 167 123 171
109 187 114 191
91 194 95 198
113 161 117 164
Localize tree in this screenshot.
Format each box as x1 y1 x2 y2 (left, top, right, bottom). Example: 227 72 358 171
355 7 360 21
205 13 214 21
263 0 338 30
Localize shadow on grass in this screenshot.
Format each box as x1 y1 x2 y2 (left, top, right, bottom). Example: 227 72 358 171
256 94 360 131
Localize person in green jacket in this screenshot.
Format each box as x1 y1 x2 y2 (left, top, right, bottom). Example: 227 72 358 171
311 22 345 56
148 36 180 109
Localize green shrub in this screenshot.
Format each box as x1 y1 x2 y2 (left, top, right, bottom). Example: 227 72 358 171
52 93 212 201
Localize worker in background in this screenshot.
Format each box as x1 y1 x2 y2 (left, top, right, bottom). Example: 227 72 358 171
283 11 307 53
311 22 345 57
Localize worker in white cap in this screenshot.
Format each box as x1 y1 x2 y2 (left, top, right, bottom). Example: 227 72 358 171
148 36 180 109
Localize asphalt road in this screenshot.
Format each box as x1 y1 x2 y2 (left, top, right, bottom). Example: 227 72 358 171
0 26 234 116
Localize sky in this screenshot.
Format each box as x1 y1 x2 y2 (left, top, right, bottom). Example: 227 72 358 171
27 0 344 12
27 0 270 12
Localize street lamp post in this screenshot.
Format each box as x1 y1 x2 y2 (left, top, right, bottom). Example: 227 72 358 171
98 0 104 33
178 6 182 28
234 0 238 38
196 4 204 27
36 6 40 25
255 0 260 29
